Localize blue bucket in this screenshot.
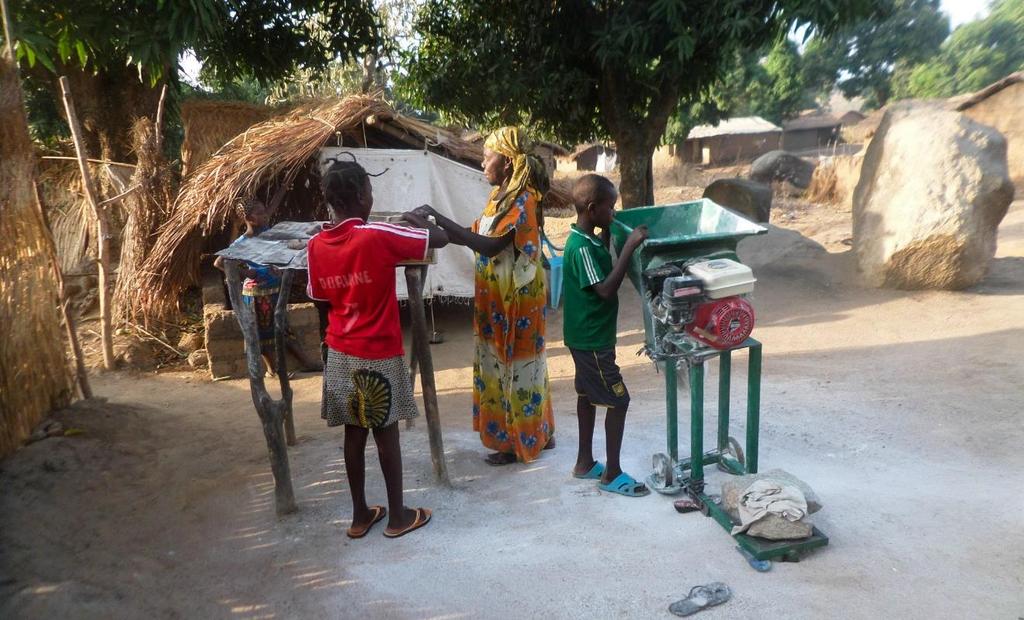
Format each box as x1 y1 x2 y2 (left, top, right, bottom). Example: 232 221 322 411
542 236 563 311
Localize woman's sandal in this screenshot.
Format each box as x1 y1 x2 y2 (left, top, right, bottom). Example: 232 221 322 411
346 505 386 539
484 452 517 466
383 508 432 538
598 472 651 497
668 582 732 617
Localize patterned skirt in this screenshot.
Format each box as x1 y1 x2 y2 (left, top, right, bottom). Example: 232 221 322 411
321 349 419 429
241 282 280 348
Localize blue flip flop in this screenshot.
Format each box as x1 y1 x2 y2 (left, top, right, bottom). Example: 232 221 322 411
573 461 605 480
598 471 650 497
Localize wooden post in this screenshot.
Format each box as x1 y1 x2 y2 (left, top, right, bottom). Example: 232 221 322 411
32 184 92 399
224 260 297 516
404 265 450 485
58 76 115 370
272 269 296 446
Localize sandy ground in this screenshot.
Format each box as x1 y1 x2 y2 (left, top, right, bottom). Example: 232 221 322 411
2 199 1023 619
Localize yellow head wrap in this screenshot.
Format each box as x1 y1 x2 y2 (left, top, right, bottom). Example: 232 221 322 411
483 127 549 228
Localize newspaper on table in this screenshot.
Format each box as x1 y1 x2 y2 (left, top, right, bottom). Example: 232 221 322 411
214 221 325 270
214 217 435 271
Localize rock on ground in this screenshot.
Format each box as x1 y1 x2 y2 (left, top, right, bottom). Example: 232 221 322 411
703 178 772 223
723 469 819 540
749 150 817 189
745 514 814 540
187 349 208 369
177 331 205 354
852 103 1015 289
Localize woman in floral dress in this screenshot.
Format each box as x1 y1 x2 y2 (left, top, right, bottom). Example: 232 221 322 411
415 127 555 464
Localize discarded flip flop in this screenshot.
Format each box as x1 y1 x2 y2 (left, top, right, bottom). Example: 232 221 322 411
383 508 432 539
669 582 732 617
573 461 605 480
346 505 386 539
598 471 650 497
736 546 772 572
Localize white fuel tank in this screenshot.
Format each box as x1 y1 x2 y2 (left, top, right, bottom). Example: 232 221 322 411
686 258 756 299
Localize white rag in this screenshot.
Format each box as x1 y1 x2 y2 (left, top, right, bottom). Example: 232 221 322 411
731 479 808 535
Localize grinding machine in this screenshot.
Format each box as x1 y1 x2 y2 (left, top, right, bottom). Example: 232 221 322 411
610 200 828 564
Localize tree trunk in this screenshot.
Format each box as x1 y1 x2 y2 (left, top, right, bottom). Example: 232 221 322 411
615 138 656 208
597 68 679 209
32 63 164 163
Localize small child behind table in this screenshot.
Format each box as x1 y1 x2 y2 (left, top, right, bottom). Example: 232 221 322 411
563 174 650 497
214 199 321 376
306 157 448 539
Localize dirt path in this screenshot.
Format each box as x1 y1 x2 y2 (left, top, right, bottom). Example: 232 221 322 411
2 202 1022 619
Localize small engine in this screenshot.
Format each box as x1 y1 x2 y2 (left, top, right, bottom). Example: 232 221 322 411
643 258 756 355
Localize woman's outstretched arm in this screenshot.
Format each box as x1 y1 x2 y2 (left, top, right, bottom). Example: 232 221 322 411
414 205 514 258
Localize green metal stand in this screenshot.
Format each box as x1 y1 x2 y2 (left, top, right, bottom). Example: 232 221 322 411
662 338 829 563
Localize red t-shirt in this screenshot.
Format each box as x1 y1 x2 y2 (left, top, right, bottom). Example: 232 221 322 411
307 218 429 359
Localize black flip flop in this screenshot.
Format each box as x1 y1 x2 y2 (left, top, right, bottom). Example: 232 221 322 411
669 582 732 617
484 452 517 466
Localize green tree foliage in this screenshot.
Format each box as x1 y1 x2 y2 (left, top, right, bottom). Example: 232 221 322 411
5 1 381 159
801 0 949 107
893 0 1024 99
403 0 877 207
664 40 813 144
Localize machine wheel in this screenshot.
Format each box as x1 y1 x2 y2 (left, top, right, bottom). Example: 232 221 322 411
717 436 746 474
648 453 682 494
728 436 745 466
652 453 675 488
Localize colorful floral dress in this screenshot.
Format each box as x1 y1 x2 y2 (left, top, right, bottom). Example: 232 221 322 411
471 187 554 461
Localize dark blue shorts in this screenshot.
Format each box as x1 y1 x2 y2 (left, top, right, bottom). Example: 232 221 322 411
569 348 630 409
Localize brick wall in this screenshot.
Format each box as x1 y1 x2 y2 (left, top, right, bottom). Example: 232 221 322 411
202 271 322 380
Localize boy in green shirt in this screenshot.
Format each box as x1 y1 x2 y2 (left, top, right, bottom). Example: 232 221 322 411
563 174 649 497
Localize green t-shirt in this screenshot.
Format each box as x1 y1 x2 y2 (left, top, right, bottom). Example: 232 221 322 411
562 224 618 350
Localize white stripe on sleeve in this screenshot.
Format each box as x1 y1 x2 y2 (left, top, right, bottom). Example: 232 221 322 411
580 247 602 286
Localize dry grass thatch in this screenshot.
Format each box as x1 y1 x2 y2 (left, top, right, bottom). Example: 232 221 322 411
113 117 176 324
136 95 572 322
180 99 273 177
1 54 73 457
38 158 135 275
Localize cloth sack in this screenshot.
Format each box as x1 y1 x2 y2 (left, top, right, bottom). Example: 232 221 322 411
731 479 808 535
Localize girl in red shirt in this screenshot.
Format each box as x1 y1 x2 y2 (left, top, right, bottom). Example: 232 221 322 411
307 158 447 538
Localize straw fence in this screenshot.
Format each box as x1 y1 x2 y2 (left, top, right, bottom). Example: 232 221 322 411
1 54 72 457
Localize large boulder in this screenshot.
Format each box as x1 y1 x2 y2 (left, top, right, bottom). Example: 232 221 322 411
703 178 772 223
853 103 1015 289
749 150 817 188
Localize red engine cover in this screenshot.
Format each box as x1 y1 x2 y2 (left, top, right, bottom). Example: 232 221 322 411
686 297 755 349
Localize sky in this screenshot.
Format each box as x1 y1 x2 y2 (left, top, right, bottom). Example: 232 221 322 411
942 0 990 27
178 0 993 88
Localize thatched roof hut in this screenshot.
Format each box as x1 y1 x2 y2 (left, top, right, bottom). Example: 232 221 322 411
137 95 571 321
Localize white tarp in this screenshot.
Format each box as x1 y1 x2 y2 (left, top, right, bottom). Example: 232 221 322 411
318 147 489 300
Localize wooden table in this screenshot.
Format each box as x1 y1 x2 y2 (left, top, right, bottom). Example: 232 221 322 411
221 251 450 517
